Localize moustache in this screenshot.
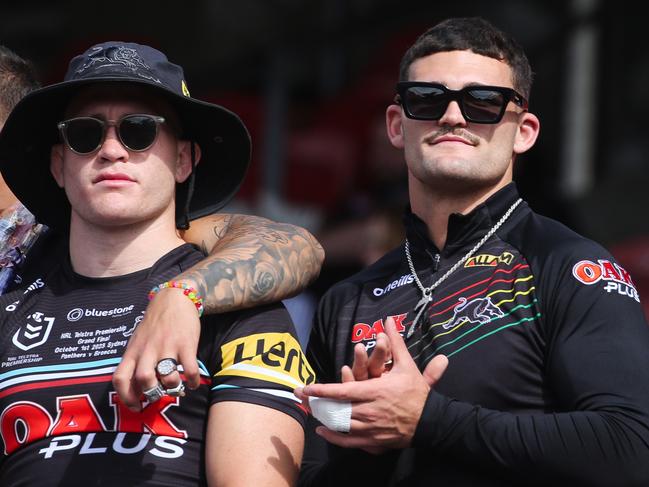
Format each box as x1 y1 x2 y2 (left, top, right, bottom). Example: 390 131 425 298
424 127 480 145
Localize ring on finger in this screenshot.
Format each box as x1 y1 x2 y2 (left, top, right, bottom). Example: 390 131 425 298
142 383 166 403
156 358 178 377
165 381 186 397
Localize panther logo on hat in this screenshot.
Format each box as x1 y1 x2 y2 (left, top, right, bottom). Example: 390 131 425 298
75 46 161 83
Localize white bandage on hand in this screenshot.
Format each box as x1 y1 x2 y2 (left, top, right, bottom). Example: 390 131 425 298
308 397 352 433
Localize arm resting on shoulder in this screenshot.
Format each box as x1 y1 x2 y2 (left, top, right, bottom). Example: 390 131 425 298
180 213 324 312
113 213 323 410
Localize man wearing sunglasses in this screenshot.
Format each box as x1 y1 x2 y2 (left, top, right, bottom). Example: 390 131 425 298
297 17 649 486
0 41 314 486
0 44 323 412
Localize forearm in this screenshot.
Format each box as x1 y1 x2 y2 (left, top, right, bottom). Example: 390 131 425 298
180 214 324 313
414 390 649 486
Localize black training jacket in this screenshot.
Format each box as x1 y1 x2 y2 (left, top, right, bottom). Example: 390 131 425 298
300 183 649 487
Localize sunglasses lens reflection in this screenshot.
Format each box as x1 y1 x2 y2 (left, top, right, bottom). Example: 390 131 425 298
62 115 160 154
119 115 158 152
464 89 505 122
402 85 507 123
405 86 447 119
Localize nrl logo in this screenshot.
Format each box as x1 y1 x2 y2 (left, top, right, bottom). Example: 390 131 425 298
12 312 55 351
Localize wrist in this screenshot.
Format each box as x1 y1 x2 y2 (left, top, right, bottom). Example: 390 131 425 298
149 280 204 317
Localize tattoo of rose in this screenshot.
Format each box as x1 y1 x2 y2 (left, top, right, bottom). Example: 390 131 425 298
253 263 277 297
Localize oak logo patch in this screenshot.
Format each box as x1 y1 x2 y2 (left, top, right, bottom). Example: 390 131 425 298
464 252 514 267
572 259 640 302
1 392 185 456
218 333 315 387
351 313 407 346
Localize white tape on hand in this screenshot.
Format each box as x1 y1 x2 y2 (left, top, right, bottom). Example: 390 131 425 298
308 397 352 433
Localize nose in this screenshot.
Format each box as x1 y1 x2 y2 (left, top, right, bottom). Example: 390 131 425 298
97 126 128 162
437 100 467 127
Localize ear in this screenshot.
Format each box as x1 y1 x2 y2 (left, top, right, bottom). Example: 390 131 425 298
513 112 540 155
176 140 201 183
50 144 65 188
386 104 405 149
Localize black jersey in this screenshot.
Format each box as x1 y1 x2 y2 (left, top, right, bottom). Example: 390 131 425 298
0 244 313 486
300 184 649 487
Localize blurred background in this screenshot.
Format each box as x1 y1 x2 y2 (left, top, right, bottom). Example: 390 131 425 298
3 0 648 325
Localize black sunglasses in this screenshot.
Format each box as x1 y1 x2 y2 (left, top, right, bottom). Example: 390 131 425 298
395 82 528 124
57 114 166 155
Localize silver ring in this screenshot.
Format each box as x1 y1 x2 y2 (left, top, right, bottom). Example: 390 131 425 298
143 383 166 403
165 381 186 397
156 358 178 377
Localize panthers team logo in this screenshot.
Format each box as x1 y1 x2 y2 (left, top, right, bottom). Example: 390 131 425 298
442 297 504 330
12 312 55 351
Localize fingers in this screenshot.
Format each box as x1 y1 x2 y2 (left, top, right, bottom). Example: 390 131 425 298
294 387 307 402
367 333 390 378
157 368 182 390
112 288 202 408
293 388 313 414
302 380 377 402
349 334 392 382
134 359 162 398
341 365 355 383
177 349 201 390
383 316 411 367
422 354 449 386
351 344 369 381
112 355 141 410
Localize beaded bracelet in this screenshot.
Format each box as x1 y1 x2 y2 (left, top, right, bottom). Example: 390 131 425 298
148 281 205 317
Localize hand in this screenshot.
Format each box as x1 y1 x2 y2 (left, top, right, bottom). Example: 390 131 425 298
295 333 392 416
296 317 448 452
112 287 201 410
341 332 392 383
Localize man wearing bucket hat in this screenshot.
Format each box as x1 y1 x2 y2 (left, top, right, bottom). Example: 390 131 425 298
0 43 323 413
0 41 313 486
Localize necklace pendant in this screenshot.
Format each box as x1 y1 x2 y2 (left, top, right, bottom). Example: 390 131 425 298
415 293 432 312
407 294 432 338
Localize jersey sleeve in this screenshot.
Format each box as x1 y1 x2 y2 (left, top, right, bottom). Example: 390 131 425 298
205 303 315 426
412 239 649 486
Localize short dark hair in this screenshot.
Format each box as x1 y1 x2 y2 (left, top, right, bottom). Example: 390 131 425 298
0 45 40 123
399 17 533 99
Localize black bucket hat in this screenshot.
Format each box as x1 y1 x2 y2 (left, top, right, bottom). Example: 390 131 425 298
0 41 251 231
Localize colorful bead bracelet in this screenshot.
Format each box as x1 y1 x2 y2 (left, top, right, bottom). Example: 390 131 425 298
148 281 205 317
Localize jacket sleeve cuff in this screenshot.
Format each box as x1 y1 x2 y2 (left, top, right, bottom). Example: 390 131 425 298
412 389 448 447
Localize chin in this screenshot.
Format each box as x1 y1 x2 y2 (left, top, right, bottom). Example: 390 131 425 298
428 173 504 195
72 206 145 228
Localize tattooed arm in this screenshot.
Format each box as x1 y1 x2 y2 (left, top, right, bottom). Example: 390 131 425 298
113 213 324 409
179 213 323 312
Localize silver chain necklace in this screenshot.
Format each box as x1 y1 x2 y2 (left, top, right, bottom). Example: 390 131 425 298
404 198 522 338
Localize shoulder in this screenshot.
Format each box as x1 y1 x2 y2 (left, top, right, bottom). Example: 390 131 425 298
200 302 296 340
505 207 644 317
319 244 405 308
503 206 612 267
